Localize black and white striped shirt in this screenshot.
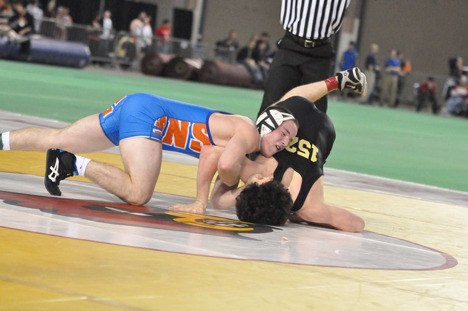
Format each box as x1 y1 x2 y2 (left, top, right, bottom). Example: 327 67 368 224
281 0 350 40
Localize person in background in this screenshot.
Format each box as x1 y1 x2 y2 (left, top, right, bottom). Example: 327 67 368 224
258 0 351 115
129 11 146 53
446 74 468 117
339 41 359 99
54 6 72 41
7 2 34 55
394 52 412 107
26 0 43 33
380 48 401 107
361 43 380 104
415 76 439 114
215 29 239 62
155 18 171 42
237 34 264 86
140 14 153 52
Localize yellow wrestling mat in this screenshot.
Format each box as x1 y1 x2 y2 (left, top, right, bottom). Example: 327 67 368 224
1 114 468 310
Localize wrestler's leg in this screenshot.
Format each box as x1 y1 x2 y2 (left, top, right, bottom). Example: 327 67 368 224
84 137 162 205
8 114 114 153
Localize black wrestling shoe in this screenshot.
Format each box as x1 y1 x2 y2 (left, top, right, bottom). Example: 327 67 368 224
337 67 368 96
44 149 77 196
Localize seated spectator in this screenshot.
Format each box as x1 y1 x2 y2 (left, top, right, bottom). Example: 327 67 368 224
253 32 272 61
448 56 464 79
443 56 467 103
415 77 439 114
237 34 263 85
215 29 239 62
446 74 468 117
5 2 34 56
0 0 12 19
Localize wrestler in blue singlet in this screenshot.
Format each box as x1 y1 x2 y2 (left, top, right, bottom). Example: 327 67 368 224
99 93 226 158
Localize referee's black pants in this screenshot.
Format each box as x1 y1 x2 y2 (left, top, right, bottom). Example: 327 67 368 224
258 35 335 116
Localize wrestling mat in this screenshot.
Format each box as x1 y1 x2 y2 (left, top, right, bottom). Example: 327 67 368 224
1 111 467 310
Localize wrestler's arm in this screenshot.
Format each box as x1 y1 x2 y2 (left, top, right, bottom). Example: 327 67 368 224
290 177 365 232
210 157 260 209
216 123 259 187
278 80 330 103
209 177 244 209
169 146 224 214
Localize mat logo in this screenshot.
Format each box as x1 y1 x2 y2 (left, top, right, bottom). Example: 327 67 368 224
154 116 211 154
0 191 277 237
286 137 319 162
168 212 255 231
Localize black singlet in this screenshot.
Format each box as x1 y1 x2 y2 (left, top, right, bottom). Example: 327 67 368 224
273 96 336 211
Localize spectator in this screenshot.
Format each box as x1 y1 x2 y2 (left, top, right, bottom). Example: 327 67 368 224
339 41 358 71
0 0 12 34
253 32 270 63
257 0 351 115
215 29 239 62
96 10 113 58
54 6 72 41
446 74 468 117
237 34 264 85
339 41 359 99
361 43 380 104
415 77 439 114
395 52 412 107
100 10 113 41
44 0 56 18
87 13 101 57
155 18 171 41
443 56 466 102
448 56 464 79
129 11 146 53
380 48 401 107
7 2 34 55
140 14 153 52
26 0 43 33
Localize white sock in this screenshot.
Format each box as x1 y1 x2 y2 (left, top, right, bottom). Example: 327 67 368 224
1 132 10 150
75 155 91 176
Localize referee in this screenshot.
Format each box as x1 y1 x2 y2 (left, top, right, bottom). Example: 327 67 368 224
258 0 351 115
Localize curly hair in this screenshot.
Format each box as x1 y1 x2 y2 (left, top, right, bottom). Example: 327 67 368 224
235 180 292 226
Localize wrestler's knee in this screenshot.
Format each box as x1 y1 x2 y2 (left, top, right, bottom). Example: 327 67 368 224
124 190 153 206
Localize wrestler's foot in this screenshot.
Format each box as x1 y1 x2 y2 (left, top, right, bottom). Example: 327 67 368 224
337 67 367 96
44 149 77 196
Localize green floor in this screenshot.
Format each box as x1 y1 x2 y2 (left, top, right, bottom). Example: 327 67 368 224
1 59 467 192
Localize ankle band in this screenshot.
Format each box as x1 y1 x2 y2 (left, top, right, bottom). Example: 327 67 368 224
325 77 338 91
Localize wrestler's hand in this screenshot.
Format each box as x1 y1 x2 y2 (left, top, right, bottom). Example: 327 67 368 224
168 200 207 214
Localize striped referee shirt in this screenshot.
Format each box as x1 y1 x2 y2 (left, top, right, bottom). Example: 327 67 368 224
281 0 350 40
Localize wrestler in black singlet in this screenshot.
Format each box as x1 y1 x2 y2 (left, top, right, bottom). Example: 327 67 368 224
273 96 336 212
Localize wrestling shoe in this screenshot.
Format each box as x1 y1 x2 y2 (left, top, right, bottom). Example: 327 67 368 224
44 149 77 196
337 67 367 96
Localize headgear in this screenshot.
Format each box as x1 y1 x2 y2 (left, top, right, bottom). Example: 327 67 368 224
256 108 296 137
